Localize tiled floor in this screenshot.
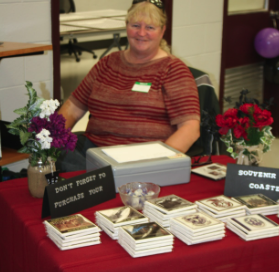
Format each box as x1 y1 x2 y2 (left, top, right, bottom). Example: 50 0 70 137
61 50 279 169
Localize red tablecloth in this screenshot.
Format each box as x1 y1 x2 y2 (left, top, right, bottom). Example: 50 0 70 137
0 155 279 272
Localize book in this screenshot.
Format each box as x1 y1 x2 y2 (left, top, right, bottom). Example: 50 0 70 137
118 222 174 245
118 222 174 257
232 194 279 215
170 212 226 245
191 163 227 180
227 214 279 241
95 206 149 239
44 214 100 238
145 195 197 214
43 214 102 250
195 195 245 215
170 212 225 234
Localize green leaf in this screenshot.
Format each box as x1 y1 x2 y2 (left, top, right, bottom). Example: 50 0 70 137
7 128 20 136
14 107 28 116
19 131 32 145
18 146 31 154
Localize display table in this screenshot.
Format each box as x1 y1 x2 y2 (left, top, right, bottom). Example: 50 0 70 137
1 155 279 272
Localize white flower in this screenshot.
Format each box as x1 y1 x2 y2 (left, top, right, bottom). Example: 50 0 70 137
39 99 60 118
36 129 53 150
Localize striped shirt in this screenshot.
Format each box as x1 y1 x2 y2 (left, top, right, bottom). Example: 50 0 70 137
70 51 200 147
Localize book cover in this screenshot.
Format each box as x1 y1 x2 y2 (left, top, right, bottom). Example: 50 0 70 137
120 222 173 244
145 195 197 214
171 212 224 233
229 214 279 233
44 214 99 237
232 194 279 210
196 195 245 214
191 163 227 180
96 206 146 225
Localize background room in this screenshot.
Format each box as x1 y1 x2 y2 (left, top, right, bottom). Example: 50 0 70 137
0 0 278 177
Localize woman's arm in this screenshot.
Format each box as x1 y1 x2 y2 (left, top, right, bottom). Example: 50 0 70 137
58 98 87 130
165 119 200 153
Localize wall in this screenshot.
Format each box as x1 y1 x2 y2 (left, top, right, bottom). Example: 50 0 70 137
0 0 52 171
0 0 53 123
172 0 224 97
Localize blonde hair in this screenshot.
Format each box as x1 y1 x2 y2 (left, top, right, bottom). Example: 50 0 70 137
126 1 170 54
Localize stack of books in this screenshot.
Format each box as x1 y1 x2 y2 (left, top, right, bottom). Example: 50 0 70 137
227 214 279 241
118 222 174 258
95 206 149 240
195 195 246 222
142 195 197 228
43 214 101 250
231 194 279 215
170 211 225 245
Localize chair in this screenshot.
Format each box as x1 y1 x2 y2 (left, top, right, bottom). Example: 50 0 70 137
59 0 97 62
186 67 220 157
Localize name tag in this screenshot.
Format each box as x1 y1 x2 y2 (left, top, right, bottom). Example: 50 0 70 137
132 82 152 93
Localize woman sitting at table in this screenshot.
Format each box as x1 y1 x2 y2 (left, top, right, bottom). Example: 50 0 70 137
57 0 200 172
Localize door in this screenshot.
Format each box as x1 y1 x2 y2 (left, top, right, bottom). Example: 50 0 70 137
220 0 279 136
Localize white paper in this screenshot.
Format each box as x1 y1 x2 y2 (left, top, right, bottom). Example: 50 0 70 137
102 143 176 163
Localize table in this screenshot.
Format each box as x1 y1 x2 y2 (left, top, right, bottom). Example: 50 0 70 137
60 10 127 59
0 42 52 59
1 155 279 272
60 9 127 22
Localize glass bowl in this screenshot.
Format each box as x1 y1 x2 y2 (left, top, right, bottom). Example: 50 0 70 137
118 182 160 210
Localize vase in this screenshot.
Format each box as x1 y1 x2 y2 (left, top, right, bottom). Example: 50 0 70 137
27 158 56 198
236 144 263 166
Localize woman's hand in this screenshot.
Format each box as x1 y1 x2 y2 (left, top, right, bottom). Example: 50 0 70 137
58 99 87 130
165 119 200 153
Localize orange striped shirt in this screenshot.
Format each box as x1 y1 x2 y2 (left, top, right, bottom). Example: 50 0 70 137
70 51 200 147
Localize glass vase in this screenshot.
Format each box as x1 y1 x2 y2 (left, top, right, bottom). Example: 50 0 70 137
236 144 263 166
27 158 56 198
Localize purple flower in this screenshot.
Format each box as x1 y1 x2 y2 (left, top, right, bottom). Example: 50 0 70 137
28 117 48 133
29 111 77 152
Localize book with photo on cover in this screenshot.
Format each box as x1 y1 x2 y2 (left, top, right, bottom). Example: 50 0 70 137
195 195 245 215
44 214 100 238
227 214 279 241
96 206 148 228
145 195 197 214
119 222 174 245
232 194 279 214
191 163 227 180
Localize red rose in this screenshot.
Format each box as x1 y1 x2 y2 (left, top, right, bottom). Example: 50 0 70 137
216 108 239 135
233 117 249 139
239 103 254 115
253 108 273 129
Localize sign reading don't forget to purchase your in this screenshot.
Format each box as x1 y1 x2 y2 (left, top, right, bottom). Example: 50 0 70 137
224 163 279 201
42 166 116 218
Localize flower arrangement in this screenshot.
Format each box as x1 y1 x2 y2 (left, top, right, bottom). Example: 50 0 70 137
216 90 275 164
7 82 77 166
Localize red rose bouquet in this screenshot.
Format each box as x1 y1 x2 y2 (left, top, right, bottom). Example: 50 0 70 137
216 91 274 165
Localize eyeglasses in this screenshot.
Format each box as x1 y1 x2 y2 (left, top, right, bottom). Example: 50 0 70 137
191 154 213 167
132 0 165 12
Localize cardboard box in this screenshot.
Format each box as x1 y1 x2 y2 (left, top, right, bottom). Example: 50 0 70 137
86 141 191 192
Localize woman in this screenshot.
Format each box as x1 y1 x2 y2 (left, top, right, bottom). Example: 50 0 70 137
57 0 200 172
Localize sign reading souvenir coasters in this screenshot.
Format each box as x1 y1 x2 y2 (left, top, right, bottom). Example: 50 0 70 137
42 166 116 218
224 163 279 201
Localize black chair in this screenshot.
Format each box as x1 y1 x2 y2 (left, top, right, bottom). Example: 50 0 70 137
59 0 97 62
186 67 220 157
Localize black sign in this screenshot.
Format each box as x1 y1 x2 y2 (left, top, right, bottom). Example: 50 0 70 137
42 166 116 218
224 163 279 201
